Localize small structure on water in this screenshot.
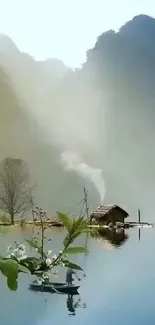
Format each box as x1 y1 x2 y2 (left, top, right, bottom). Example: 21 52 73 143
90 204 129 225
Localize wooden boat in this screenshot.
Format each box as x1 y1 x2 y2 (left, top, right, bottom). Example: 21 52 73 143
29 280 80 295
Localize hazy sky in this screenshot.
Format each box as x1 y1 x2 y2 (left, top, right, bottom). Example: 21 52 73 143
0 0 154 67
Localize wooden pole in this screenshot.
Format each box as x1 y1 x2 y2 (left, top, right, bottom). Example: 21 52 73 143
30 190 35 223
138 209 141 241
84 187 89 219
138 209 141 224
84 187 89 259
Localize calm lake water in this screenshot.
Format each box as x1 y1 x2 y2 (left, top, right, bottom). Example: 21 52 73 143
0 226 155 325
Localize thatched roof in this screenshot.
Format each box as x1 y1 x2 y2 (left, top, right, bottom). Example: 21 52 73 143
90 204 128 219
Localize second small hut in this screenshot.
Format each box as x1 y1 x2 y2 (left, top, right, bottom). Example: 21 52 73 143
90 204 129 225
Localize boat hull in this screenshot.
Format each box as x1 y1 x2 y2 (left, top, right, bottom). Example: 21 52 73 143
29 281 80 295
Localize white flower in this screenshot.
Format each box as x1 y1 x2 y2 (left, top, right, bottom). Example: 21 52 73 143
11 244 27 260
45 258 52 267
37 279 42 285
15 242 20 247
19 244 25 251
6 243 27 261
47 250 52 256
13 248 19 257
42 273 49 280
60 262 65 267
19 255 27 261
59 250 63 254
52 255 57 260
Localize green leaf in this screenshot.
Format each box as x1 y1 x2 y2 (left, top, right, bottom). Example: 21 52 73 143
63 231 81 247
62 216 90 246
56 212 72 232
64 247 88 255
25 239 46 258
62 260 83 271
80 228 91 233
20 257 43 273
0 259 19 291
7 276 18 291
20 257 41 264
63 234 70 247
9 255 18 262
0 259 18 278
70 232 82 245
25 239 40 250
18 264 30 274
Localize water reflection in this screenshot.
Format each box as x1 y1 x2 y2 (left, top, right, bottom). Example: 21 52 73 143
66 294 86 316
1 227 155 325
29 285 87 317
91 228 129 248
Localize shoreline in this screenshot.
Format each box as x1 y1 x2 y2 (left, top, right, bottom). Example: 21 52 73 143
0 221 154 229
0 220 63 227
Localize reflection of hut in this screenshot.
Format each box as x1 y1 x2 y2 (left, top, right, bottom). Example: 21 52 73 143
92 228 128 248
90 204 129 225
99 228 128 247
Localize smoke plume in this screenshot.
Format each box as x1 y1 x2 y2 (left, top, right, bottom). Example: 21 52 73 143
61 151 105 203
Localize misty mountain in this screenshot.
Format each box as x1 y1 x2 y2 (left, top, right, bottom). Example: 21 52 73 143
0 36 98 215
84 14 155 219
1 14 155 220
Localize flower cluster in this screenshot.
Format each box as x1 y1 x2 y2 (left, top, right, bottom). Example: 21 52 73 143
7 242 27 261
45 250 57 269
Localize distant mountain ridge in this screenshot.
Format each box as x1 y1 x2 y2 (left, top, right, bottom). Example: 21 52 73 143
0 34 98 215
1 14 155 219
84 14 155 218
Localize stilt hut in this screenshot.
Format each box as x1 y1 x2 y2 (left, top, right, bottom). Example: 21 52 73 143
90 204 129 225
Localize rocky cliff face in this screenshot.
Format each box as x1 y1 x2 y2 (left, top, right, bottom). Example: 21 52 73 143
1 14 155 219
